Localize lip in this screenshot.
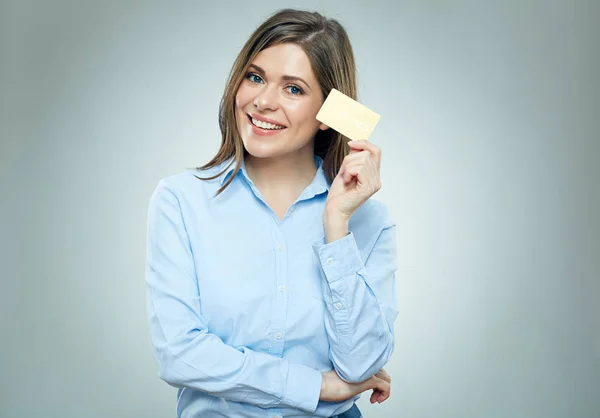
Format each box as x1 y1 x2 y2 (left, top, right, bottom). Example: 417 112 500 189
246 114 286 137
248 113 287 127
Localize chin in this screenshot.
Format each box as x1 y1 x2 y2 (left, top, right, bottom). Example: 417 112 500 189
243 141 284 159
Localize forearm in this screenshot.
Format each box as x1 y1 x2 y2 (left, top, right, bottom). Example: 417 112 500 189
315 215 398 383
319 265 395 382
148 296 322 411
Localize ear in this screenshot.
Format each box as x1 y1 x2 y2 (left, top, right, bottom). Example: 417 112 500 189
319 122 330 131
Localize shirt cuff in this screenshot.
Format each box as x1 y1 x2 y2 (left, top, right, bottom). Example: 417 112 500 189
312 231 364 282
282 363 322 413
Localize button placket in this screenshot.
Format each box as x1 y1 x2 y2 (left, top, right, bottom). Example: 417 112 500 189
268 220 288 357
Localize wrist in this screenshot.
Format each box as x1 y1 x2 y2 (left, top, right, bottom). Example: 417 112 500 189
324 224 349 243
323 209 349 229
324 219 348 243
323 205 350 222
323 208 350 244
319 372 327 400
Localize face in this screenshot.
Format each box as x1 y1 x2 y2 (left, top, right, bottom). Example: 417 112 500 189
235 43 328 161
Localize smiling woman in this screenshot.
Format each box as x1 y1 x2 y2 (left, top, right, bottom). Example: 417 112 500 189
195 8 358 196
235 43 331 158
145 8 398 418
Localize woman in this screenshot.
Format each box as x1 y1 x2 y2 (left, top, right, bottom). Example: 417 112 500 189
145 8 398 418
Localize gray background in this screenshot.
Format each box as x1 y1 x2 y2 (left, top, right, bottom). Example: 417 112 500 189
1 0 598 417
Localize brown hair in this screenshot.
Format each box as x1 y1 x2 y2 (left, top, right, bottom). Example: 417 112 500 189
194 8 357 196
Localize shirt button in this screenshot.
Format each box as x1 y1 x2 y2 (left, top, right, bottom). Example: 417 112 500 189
279 285 285 292
278 244 285 251
326 257 334 265
335 302 343 309
275 332 282 340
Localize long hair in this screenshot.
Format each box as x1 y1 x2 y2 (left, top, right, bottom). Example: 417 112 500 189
195 8 357 196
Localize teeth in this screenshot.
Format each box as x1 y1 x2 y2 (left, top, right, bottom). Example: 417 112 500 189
251 117 285 130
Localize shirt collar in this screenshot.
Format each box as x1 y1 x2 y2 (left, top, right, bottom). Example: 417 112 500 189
219 154 330 195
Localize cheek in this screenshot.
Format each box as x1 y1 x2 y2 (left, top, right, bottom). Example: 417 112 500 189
284 102 307 122
235 84 254 107
284 102 321 128
235 92 246 108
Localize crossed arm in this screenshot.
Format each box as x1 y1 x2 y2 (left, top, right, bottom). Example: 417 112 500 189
145 180 398 413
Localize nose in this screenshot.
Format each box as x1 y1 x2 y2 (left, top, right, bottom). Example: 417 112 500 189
253 84 279 111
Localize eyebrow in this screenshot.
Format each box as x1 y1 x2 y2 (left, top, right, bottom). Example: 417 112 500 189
248 64 311 90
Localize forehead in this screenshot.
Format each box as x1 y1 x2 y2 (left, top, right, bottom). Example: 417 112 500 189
251 43 316 81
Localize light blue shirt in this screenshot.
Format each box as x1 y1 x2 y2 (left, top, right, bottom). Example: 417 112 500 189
145 154 399 417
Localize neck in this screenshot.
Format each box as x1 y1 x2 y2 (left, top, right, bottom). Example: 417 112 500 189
244 149 318 197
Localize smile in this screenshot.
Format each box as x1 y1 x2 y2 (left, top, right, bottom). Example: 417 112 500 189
246 114 287 136
248 115 286 130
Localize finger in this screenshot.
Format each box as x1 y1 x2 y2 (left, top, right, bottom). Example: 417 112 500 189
348 145 361 155
342 152 377 184
341 160 369 185
376 369 391 403
370 388 387 404
341 150 370 169
369 375 390 398
347 139 381 162
375 388 389 404
363 374 391 404
381 369 391 383
370 389 379 404
337 150 368 184
378 379 391 403
374 371 388 383
347 140 381 169
343 163 381 194
347 139 376 152
380 388 390 402
344 150 370 161
375 369 391 383
343 151 379 180
342 163 366 186
382 368 391 381
338 165 356 185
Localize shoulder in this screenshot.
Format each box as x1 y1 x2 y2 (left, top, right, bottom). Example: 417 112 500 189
149 161 231 202
155 170 208 192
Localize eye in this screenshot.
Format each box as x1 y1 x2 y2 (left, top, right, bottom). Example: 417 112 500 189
286 85 304 95
246 72 263 84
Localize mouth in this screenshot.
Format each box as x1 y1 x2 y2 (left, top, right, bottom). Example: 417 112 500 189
247 114 287 130
246 114 287 136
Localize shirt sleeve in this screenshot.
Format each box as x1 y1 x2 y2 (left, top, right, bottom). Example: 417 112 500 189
311 220 399 383
145 179 322 412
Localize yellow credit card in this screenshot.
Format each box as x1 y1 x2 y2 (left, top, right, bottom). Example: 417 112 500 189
316 88 381 141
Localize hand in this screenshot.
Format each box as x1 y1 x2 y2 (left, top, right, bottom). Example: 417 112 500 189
319 369 391 404
369 368 392 404
324 140 382 221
